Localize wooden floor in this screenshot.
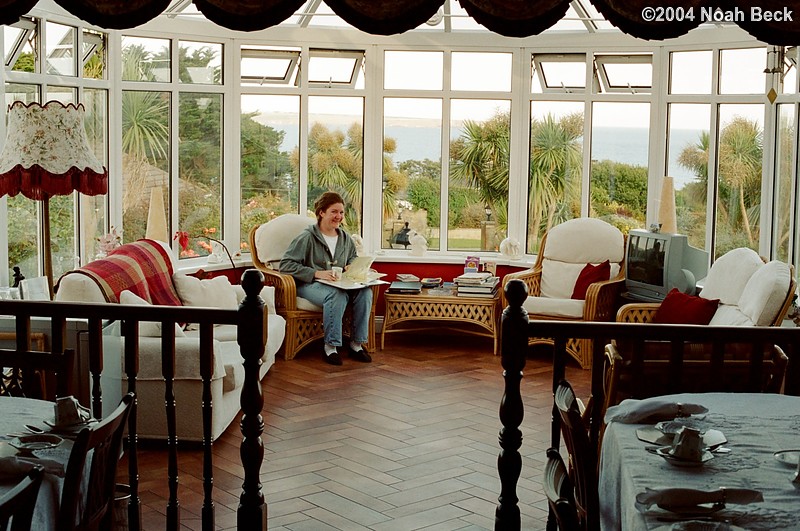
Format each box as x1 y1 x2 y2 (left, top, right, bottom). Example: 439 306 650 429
124 332 592 530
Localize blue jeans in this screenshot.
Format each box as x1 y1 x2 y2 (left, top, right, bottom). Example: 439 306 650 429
296 282 372 347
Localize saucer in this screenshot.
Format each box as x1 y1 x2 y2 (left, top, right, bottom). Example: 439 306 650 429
656 446 714 467
10 434 63 452
773 449 800 467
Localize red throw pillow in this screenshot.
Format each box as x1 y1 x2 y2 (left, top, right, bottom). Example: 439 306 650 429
571 260 611 300
653 288 719 325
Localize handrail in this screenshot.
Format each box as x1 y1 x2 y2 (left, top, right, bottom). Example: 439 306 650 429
495 279 800 530
0 268 268 531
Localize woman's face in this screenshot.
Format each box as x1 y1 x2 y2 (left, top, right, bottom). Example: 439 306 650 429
319 202 345 231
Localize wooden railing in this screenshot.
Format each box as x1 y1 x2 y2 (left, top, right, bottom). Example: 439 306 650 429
0 268 268 531
495 279 800 530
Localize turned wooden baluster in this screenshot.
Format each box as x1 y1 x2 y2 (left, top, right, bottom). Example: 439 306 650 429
123 319 142 531
495 279 529 530
238 269 268 530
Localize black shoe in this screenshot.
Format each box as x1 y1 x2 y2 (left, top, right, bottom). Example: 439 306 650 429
348 347 372 363
324 350 342 366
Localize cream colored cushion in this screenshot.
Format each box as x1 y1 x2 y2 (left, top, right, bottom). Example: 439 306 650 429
523 296 585 319
254 214 315 265
54 273 107 303
173 274 239 309
709 304 755 326
296 297 323 312
738 260 791 326
119 290 187 338
700 247 763 305
543 218 624 264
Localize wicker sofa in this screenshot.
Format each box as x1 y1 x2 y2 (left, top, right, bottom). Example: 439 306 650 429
54 239 286 441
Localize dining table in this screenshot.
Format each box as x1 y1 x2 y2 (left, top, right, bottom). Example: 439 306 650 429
599 392 800 530
0 395 75 531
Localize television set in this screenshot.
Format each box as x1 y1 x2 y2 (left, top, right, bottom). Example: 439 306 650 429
624 230 709 302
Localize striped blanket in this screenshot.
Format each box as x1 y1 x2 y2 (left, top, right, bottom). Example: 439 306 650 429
66 239 183 305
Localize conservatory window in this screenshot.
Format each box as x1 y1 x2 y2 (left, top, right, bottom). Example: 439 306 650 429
384 51 443 90
532 53 587 93
719 48 766 94
240 46 299 85
595 53 652 93
121 36 171 82
307 48 364 88
82 30 106 79
45 21 76 77
669 51 712 94
451 52 512 92
4 18 36 71
179 41 222 84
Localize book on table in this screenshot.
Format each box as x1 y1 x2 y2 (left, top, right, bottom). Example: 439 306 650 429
455 275 499 290
457 288 498 298
386 281 422 294
454 272 494 285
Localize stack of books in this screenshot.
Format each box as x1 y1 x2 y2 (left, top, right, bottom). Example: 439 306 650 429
454 272 500 298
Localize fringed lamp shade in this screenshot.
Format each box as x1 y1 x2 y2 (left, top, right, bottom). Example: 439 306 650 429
0 101 108 296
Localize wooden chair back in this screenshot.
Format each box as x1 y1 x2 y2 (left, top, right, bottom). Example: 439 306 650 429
57 393 134 531
554 379 599 531
0 465 44 531
543 448 581 531
0 348 75 400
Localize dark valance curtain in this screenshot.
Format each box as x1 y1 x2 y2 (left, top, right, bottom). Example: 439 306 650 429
589 0 704 40
460 0 571 38
194 0 306 32
3 0 800 44
52 0 172 30
324 0 445 36
0 0 37 26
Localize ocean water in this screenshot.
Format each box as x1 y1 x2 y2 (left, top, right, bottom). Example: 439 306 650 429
273 120 704 188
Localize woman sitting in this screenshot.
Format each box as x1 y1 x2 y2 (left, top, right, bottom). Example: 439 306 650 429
280 191 373 366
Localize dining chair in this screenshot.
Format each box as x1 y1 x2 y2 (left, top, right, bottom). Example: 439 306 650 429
0 465 44 531
555 379 599 531
543 447 581 531
580 345 622 448
0 347 75 400
56 393 134 531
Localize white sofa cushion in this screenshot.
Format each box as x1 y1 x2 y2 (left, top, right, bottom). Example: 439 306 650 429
708 304 755 326
540 260 620 300
254 214 315 265
119 290 187 338
738 260 792 326
173 274 239 309
232 284 277 314
136 336 226 381
523 296 585 319
700 247 763 305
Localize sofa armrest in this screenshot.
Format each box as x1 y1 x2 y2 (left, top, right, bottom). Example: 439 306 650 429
259 269 300 313
133 336 225 381
616 302 660 323
232 284 277 314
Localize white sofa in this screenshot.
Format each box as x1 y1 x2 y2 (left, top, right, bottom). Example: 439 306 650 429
54 239 286 441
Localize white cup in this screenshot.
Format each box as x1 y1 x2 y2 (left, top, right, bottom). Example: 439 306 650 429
331 266 343 280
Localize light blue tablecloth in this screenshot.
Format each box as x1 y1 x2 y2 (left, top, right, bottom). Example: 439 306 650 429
600 392 800 530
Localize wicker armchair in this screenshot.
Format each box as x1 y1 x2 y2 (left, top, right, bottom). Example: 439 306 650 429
249 214 378 360
502 217 626 369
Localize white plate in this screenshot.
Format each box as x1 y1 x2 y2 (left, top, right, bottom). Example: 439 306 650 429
656 447 714 467
10 434 63 451
773 449 800 467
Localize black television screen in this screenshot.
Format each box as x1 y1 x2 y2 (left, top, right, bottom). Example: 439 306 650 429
627 233 667 288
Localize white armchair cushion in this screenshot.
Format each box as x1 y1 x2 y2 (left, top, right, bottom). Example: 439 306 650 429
738 260 792 326
543 218 624 264
254 214 315 265
296 297 323 312
119 290 186 338
541 260 620 299
709 304 755 326
700 247 763 305
523 296 585 319
173 274 239 309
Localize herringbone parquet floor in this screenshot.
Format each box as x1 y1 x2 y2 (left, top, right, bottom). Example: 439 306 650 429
126 332 592 530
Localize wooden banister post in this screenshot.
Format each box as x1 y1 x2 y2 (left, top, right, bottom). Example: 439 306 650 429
495 279 529 531
237 269 268 530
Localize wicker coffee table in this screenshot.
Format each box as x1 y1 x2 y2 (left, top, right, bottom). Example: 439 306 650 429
381 287 501 354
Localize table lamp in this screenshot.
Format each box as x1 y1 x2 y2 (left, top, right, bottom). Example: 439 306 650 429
0 101 108 297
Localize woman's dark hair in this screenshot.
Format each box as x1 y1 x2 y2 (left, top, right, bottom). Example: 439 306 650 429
314 191 345 222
